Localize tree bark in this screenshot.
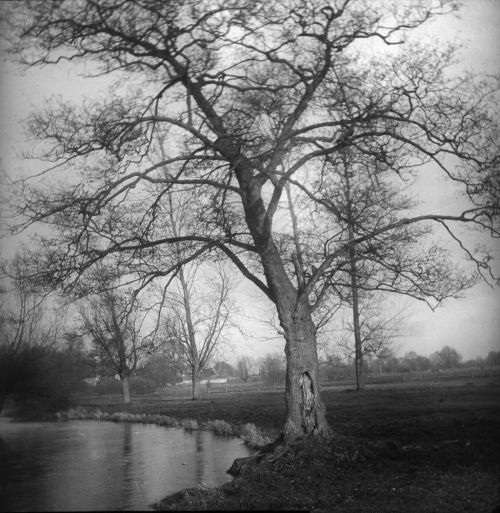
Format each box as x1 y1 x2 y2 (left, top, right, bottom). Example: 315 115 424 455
191 370 201 400
121 374 131 405
281 298 332 442
254 238 331 441
235 164 332 441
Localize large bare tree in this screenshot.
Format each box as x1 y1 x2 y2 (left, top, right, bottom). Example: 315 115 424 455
4 1 499 441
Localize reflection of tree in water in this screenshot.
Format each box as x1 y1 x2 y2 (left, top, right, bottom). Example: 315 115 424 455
195 430 206 484
121 422 136 507
123 422 132 456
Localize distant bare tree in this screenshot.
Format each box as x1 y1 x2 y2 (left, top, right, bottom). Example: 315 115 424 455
485 351 500 367
337 298 404 389
159 264 234 399
212 360 236 378
78 286 153 405
430 345 463 370
309 142 473 390
141 177 237 400
237 355 251 382
259 353 286 386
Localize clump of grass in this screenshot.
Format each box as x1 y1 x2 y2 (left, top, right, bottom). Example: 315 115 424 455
134 413 150 423
110 412 130 422
62 405 272 451
181 418 199 430
239 422 271 449
150 414 162 424
206 419 234 436
157 415 179 428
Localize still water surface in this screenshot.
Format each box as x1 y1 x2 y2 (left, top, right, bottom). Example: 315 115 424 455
0 418 253 511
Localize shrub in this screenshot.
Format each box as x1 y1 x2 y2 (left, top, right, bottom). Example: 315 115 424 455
206 419 233 436
181 418 199 430
239 423 271 448
110 412 126 422
66 406 89 419
0 345 76 418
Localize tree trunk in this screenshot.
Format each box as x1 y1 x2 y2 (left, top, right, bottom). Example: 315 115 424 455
281 299 332 442
344 161 364 391
235 165 332 442
350 255 364 391
191 370 201 400
354 352 364 391
260 246 332 441
121 374 131 405
351 269 364 391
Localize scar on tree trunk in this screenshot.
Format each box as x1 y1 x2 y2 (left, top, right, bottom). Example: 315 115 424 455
228 372 332 476
228 374 330 476
299 371 316 433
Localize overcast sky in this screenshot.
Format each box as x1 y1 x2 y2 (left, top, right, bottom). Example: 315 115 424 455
1 0 499 362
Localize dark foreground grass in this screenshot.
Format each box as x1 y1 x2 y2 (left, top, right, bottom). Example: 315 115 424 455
76 378 500 512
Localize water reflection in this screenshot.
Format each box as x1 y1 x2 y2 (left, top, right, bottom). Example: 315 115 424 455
0 418 253 511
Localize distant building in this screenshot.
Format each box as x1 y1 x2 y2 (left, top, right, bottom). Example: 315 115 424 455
202 378 227 385
176 373 227 386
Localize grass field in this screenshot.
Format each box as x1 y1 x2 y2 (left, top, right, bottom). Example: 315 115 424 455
75 375 500 512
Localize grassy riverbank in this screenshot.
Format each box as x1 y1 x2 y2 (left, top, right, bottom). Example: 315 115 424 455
74 377 500 512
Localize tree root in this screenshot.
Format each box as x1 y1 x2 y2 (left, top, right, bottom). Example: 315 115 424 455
228 431 392 477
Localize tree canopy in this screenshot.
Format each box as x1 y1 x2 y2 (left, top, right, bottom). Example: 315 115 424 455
3 0 499 440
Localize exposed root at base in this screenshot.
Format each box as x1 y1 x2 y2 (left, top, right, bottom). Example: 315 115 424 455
228 430 365 477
